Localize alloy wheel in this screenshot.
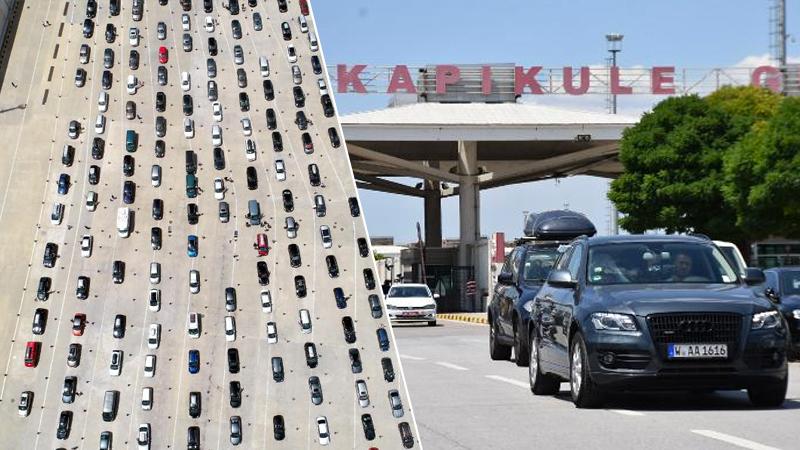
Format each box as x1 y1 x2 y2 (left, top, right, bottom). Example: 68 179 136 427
571 342 583 397
529 337 539 386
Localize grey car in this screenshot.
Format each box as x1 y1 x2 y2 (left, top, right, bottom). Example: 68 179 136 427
183 33 193 51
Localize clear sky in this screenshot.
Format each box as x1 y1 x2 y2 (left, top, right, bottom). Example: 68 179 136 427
311 0 798 243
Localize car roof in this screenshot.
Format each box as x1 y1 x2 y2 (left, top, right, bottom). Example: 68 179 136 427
585 234 712 246
764 266 800 273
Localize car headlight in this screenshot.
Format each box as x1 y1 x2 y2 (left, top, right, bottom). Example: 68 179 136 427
386 304 397 310
752 311 782 330
591 312 638 332
793 309 800 320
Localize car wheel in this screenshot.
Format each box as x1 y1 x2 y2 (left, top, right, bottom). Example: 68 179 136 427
514 320 529 367
489 318 511 361
529 332 560 395
747 374 787 407
427 320 436 327
569 332 603 408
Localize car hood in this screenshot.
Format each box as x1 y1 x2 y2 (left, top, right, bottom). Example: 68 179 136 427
585 284 774 317
385 297 435 308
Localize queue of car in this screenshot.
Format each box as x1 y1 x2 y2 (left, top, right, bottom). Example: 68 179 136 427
20 0 415 448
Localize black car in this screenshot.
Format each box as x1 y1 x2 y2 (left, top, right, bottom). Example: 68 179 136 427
187 203 199 224
277 0 287 12
293 86 305 108
82 18 94 38
304 342 318 368
32 308 47 334
311 55 322 74
90 137 104 160
253 12 263 30
229 381 241 407
294 275 307 298
272 356 284 381
155 116 167 137
156 92 166 112
308 164 320 186
489 210 596 366
102 48 113 69
381 357 395 382
208 37 218 56
328 127 341 148
280 21 291 40
62 376 77 404
281 189 293 212
86 0 97 17
189 392 201 418
105 23 116 43
87 164 100 185
399 422 415 448
57 173 70 195
321 94 335 117
239 92 250 112
152 199 163 220
288 244 301 268
369 294 383 318
155 140 166 158
109 0 120 15
349 348 362 373
206 58 217 78
272 131 283 151
527 234 787 408
213 147 225 170
363 268 376 290
204 0 213 12
308 376 322 405
246 166 258 190
342 316 356 343
76 276 90 299
334 287 347 309
295 111 309 130
361 414 376 441
257 261 270 285
37 276 52 301
129 49 139 69
101 70 112 90
263 79 275 100
43 243 58 268
112 260 125 284
248 0 257 7
123 155 135 176
180 0 192 11
227 348 240 373
183 94 193 115
357 238 369 257
112 314 126 338
236 68 247 88
325 255 339 278
56 410 72 440
762 267 800 360
151 227 162 250
266 108 277 130
231 20 242 39
157 66 168 85
273 415 285 441
188 426 200 450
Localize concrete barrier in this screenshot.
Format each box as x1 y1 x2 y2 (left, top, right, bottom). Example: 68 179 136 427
438 313 488 325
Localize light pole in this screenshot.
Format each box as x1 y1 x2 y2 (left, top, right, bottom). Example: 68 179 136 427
605 33 623 114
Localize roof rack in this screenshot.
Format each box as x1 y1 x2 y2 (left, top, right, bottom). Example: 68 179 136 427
523 210 597 240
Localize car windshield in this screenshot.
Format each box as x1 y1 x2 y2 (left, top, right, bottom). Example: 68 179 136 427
587 242 739 285
388 286 430 298
522 247 562 282
781 270 800 295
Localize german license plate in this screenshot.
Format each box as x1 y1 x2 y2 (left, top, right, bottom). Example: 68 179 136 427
667 343 727 359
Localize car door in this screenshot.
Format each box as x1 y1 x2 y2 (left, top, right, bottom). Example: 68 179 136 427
491 249 517 340
550 243 585 373
536 246 572 368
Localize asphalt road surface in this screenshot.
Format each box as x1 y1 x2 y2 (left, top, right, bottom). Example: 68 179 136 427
0 1 418 449
394 320 800 450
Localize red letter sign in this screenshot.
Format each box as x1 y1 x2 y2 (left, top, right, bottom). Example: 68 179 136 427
563 67 590 95
337 64 367 94
610 66 632 95
751 65 782 93
387 65 417 94
435 65 461 94
515 66 544 95
651 66 675 94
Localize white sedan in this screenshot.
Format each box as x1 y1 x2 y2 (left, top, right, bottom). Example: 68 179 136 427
212 124 222 146
214 178 225 200
183 118 194 138
320 226 332 249
129 27 139 46
181 71 191 92
204 16 214 32
212 102 223 122
261 290 272 313
80 235 93 257
266 322 277 344
241 118 252 136
275 160 286 181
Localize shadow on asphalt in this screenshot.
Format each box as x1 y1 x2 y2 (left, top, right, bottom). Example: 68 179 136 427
548 389 800 411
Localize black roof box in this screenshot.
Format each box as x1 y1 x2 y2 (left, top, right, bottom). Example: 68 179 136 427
524 210 596 240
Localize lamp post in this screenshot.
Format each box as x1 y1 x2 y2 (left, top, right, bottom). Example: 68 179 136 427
605 33 623 114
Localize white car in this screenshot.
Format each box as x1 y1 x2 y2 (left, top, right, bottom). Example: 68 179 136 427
189 270 200 294
137 423 151 450
86 191 98 211
181 71 191 92
212 124 222 145
204 16 214 32
98 91 109 112
147 324 160 350
181 13 190 31
95 114 106 134
356 380 370 407
299 309 312 334
212 102 223 121
184 118 194 138
298 15 309 33
275 160 286 181
320 225 332 249
245 139 256 161
385 283 439 326
287 45 297 63
224 316 236 342
266 321 277 344
317 416 330 446
129 27 139 46
149 262 161 284
143 354 156 378
109 350 123 376
214 178 225 200
285 217 298 239
148 289 160 312
241 118 252 136
188 312 200 337
80 235 93 257
50 203 64 225
127 75 138 95
261 290 272 313
318 79 328 96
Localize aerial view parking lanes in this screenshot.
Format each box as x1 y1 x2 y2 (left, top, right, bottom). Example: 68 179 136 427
0 0 418 448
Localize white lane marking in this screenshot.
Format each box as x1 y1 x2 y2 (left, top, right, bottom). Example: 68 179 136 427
399 354 426 361
691 430 782 450
484 375 529 389
435 361 469 371
607 409 644 416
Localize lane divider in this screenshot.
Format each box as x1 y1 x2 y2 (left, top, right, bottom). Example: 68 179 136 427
691 430 782 450
438 313 487 324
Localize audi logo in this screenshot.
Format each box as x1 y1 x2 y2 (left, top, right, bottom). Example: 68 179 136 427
678 320 713 333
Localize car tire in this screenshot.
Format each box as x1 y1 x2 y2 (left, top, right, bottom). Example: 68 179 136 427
529 332 560 395
489 318 512 361
570 332 603 408
514 320 529 367
427 320 436 327
747 374 787 407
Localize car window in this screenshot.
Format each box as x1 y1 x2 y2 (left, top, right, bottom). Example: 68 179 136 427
566 245 584 280
554 246 574 272
780 270 800 295
522 247 561 282
765 271 779 292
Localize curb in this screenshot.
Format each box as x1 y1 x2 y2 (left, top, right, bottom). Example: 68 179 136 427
438 313 488 325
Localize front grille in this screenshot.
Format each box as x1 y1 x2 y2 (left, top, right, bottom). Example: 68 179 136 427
647 313 741 344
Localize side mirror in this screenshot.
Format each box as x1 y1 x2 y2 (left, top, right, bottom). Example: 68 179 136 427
764 287 780 303
743 267 765 286
548 270 577 289
496 272 513 285
433 293 440 299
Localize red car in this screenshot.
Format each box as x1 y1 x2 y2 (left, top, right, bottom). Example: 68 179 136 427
299 0 309 15
255 233 269 256
24 341 40 368
71 313 86 336
158 46 168 64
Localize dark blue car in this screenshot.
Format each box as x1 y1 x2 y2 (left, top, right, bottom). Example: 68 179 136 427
333 287 346 309
764 267 800 360
187 235 198 257
377 328 390 351
57 174 70 195
188 349 199 374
